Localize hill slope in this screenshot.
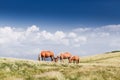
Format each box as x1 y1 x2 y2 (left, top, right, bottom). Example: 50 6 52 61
0 52 120 80
80 52 120 63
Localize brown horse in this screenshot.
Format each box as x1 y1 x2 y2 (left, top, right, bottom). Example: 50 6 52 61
38 50 54 61
53 56 59 62
57 52 72 62
69 56 79 64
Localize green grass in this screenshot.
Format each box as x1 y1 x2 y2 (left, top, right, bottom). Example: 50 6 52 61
0 52 120 80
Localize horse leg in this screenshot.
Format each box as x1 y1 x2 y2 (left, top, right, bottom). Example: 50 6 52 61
60 57 62 62
76 60 77 64
62 58 64 62
42 57 44 61
77 59 79 64
68 57 71 63
38 55 40 61
44 57 46 61
73 60 75 64
50 56 53 61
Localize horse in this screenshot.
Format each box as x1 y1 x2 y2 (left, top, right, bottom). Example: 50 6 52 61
69 56 79 64
57 52 72 62
53 56 59 62
38 50 54 61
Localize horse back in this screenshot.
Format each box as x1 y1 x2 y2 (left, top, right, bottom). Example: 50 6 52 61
40 51 54 57
60 52 72 59
71 56 79 60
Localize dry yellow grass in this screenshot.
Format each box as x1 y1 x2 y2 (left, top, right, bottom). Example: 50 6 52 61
80 52 120 63
0 51 120 80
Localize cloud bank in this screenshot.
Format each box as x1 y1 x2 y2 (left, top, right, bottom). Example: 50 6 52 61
0 24 120 59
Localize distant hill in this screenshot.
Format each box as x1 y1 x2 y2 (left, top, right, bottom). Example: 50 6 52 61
106 50 120 53
0 52 120 80
80 51 120 63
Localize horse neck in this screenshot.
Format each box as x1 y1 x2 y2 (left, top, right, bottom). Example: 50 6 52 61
69 57 72 61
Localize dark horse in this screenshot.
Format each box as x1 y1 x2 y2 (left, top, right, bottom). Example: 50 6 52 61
69 56 80 64
38 50 54 61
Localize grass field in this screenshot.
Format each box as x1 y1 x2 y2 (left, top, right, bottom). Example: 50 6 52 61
0 52 120 80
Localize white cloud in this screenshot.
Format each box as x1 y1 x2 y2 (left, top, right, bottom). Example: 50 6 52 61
0 24 120 59
0 27 22 44
26 25 39 32
74 36 87 43
68 32 77 38
54 31 66 39
41 30 53 40
73 27 91 32
96 24 120 32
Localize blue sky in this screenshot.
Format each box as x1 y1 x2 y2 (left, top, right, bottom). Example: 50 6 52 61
0 0 120 60
0 0 120 30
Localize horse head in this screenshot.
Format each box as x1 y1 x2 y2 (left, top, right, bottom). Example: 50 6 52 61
68 57 72 63
53 56 60 62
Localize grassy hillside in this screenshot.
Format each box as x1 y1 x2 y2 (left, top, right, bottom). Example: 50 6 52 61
80 52 120 63
0 52 120 80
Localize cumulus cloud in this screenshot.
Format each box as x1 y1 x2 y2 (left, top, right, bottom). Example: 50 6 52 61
73 27 91 32
95 24 120 32
0 27 22 44
68 32 77 38
0 24 120 59
0 25 87 59
0 25 87 46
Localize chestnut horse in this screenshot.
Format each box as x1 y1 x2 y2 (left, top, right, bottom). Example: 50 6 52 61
57 52 72 62
53 56 59 62
69 56 79 64
38 50 54 61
